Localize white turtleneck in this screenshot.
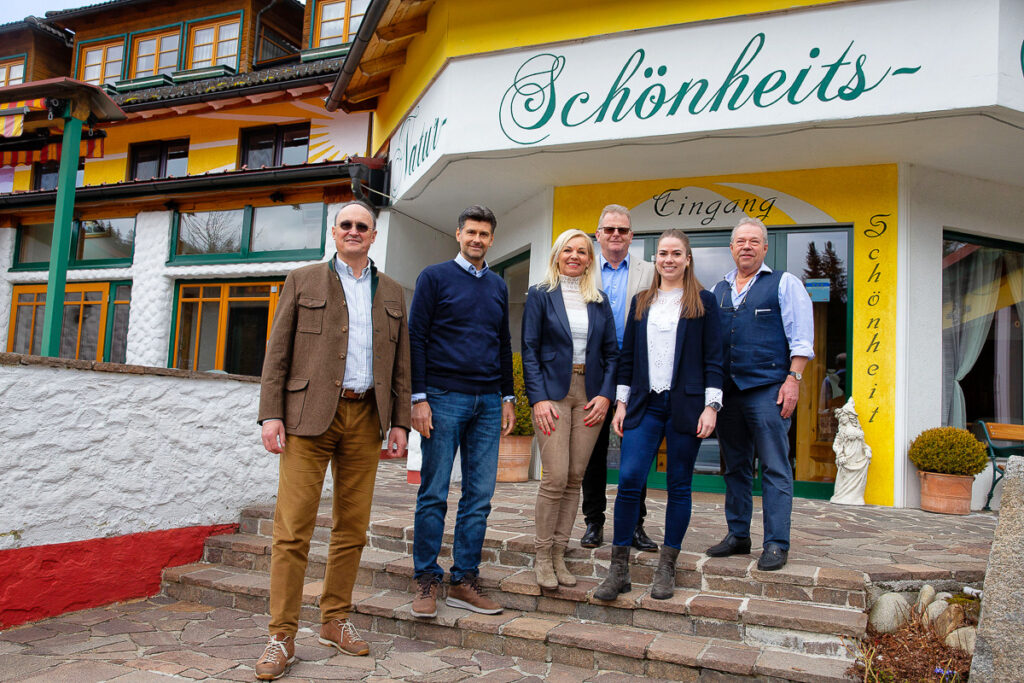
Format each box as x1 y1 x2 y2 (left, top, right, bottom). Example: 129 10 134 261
560 275 589 364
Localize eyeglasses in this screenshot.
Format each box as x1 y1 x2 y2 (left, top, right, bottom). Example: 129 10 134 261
601 226 631 235
336 220 372 233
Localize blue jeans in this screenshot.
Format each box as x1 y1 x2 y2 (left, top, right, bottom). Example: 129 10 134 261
718 383 793 550
413 387 501 583
613 392 701 550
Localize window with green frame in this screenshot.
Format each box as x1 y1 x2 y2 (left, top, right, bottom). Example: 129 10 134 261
12 217 135 270
7 281 132 363
169 203 326 264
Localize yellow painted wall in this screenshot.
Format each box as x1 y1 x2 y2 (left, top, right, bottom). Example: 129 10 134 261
3 98 365 191
553 164 899 506
373 0 848 151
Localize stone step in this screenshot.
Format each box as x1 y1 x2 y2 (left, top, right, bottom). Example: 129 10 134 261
227 515 871 612
161 560 856 682
175 543 868 658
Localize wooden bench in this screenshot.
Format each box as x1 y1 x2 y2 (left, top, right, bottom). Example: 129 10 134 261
976 421 1024 510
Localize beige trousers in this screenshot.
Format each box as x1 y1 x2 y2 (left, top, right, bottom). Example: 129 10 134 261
268 395 381 637
533 374 602 551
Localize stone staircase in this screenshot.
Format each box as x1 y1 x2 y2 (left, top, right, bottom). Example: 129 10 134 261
161 503 866 681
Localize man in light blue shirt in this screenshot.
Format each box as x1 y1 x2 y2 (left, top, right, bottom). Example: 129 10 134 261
580 204 657 552
707 216 813 572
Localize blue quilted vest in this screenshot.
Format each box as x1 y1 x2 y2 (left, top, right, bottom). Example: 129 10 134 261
713 270 790 391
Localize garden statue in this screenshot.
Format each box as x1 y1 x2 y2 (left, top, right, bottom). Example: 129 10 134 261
830 398 872 505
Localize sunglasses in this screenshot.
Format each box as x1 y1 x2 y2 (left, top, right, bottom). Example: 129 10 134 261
336 220 372 233
601 226 631 235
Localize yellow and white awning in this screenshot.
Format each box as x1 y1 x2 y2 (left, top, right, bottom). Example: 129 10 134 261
0 98 48 138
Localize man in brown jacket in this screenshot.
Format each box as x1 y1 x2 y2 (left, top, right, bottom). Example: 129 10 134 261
254 200 411 680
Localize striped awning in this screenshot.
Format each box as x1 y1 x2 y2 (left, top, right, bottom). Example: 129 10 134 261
0 136 105 168
0 98 48 139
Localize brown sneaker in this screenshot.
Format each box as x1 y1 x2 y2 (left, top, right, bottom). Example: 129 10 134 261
446 575 503 614
254 634 295 680
319 618 369 656
411 575 441 618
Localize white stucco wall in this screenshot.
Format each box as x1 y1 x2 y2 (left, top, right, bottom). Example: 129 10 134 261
900 164 1024 509
0 360 283 551
0 202 369 367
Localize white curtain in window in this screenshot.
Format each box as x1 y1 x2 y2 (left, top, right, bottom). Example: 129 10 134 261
942 247 1001 428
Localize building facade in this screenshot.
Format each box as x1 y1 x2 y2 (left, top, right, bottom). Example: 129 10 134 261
328 0 1024 509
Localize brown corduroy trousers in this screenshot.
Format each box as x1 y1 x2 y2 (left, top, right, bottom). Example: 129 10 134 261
268 395 381 637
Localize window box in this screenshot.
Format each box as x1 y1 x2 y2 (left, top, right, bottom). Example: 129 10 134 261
300 44 349 62
170 63 237 83
112 73 174 92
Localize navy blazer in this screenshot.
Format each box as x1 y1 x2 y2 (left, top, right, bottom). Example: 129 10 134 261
521 284 619 405
617 289 725 435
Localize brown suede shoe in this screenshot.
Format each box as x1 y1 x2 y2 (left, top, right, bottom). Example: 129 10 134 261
319 618 369 656
254 634 295 680
446 575 503 614
411 575 441 618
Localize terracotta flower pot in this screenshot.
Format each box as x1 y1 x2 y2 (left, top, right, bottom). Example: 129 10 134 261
918 471 974 515
497 435 533 482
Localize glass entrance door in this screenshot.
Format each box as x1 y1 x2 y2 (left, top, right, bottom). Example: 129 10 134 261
624 227 851 499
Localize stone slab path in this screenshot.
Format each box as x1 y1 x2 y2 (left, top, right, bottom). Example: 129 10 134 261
0 596 654 682
364 461 996 580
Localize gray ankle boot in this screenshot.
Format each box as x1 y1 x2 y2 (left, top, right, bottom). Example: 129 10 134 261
651 545 680 600
593 545 631 600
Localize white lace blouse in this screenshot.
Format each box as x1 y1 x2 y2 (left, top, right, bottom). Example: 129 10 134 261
615 288 724 409
560 276 589 364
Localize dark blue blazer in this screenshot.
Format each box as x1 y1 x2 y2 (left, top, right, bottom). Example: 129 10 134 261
617 289 725 434
521 284 619 405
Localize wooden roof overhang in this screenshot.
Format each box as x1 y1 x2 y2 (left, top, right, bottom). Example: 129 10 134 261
325 0 435 113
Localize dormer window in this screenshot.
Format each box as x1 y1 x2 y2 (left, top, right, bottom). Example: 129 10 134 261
132 30 181 78
0 58 25 86
79 40 125 85
316 0 368 47
188 18 240 69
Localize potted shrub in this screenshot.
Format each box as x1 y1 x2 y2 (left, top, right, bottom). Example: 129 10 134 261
497 352 534 482
908 427 988 515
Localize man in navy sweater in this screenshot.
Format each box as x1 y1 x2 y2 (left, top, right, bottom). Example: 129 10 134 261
408 205 516 618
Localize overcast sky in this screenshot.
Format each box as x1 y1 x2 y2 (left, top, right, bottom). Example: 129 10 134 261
0 0 305 26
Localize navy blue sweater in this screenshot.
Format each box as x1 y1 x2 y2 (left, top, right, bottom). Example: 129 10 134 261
409 260 514 397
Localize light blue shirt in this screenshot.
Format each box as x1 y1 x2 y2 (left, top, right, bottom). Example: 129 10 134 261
412 253 514 404
455 252 489 278
599 253 630 347
724 263 815 359
336 255 374 392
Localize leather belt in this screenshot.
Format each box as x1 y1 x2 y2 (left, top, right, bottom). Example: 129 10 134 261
341 388 373 400
572 363 586 375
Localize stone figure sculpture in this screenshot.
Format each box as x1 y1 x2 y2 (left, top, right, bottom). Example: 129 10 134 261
830 397 872 505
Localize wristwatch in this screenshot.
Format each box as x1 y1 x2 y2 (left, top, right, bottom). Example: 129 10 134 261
709 401 722 412
788 371 802 381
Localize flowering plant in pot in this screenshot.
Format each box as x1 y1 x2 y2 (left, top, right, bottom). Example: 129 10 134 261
908 427 988 514
497 353 534 482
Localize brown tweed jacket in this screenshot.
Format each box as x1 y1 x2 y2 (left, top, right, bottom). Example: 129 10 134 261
258 260 411 438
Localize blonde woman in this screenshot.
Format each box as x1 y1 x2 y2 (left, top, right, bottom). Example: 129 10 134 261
521 229 619 589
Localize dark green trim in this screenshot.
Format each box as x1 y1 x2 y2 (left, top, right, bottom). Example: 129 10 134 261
944 230 1024 253
168 204 326 265
68 217 136 269
166 275 288 369
183 9 244 71
1 52 28 68
101 280 132 363
40 112 83 357
73 33 129 83
491 248 530 276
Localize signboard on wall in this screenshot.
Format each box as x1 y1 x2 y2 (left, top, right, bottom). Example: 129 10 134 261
390 0 1004 199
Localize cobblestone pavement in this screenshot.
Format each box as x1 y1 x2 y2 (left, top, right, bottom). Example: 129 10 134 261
374 461 997 576
0 596 658 682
